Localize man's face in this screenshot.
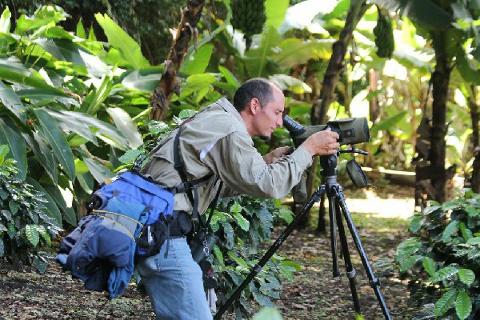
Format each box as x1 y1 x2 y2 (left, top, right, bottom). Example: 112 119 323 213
251 89 285 138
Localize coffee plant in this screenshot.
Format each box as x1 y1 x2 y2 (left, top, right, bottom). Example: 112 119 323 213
395 191 480 319
0 145 61 272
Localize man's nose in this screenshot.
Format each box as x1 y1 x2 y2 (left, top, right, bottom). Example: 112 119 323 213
277 116 283 128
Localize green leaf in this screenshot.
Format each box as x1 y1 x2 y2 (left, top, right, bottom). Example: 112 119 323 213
442 220 459 242
273 38 333 69
233 212 250 231
458 269 475 286
26 178 62 227
218 66 240 90
395 237 421 262
76 18 86 38
46 109 97 145
121 67 163 92
106 107 143 149
265 0 289 29
35 225 51 246
23 132 58 183
253 307 283 320
0 58 66 96
83 157 114 184
432 265 459 283
399 254 422 272
213 245 224 267
0 144 9 163
459 222 473 241
32 255 48 274
47 110 128 151
371 111 408 136
0 7 11 33
434 288 457 317
455 290 472 320
181 44 214 75
44 185 76 227
269 74 311 94
422 257 436 277
245 26 282 77
81 75 113 114
0 75 27 123
33 108 75 181
409 214 423 233
95 13 150 69
25 225 39 247
0 118 27 180
467 237 480 245
277 207 293 224
227 251 249 268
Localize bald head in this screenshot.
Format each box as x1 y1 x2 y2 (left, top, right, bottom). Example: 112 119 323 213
233 78 281 112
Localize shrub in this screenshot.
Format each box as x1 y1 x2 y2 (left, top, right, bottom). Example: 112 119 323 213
395 190 480 319
0 145 61 272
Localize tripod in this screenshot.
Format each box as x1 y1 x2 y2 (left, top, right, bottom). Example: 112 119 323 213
214 154 392 320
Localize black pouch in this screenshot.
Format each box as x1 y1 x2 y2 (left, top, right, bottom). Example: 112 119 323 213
189 229 218 263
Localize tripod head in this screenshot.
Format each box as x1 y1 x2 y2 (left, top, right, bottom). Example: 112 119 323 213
283 115 369 188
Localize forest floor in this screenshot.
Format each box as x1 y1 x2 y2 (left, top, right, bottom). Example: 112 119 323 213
0 183 419 320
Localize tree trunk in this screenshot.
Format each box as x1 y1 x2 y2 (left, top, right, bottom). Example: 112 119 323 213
469 86 480 192
428 31 451 202
310 0 369 125
149 0 205 121
297 0 369 230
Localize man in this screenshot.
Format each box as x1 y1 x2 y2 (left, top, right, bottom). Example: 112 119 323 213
138 78 339 319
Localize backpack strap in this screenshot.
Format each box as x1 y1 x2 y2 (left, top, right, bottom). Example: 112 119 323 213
173 125 213 226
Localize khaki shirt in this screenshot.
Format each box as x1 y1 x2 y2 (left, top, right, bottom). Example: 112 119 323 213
141 98 313 214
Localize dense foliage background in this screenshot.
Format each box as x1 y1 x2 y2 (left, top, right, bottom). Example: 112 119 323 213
2 0 480 319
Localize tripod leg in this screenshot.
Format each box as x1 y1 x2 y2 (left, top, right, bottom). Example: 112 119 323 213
213 185 327 320
334 187 393 320
328 194 340 277
334 200 361 314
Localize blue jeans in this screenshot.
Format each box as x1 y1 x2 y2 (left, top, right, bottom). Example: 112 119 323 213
137 237 213 320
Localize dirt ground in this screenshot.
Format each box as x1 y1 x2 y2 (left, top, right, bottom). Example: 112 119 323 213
0 185 418 320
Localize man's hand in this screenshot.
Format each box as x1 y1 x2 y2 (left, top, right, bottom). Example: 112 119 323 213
302 129 340 156
263 146 292 164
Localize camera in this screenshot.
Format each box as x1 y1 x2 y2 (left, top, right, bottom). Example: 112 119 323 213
282 115 370 146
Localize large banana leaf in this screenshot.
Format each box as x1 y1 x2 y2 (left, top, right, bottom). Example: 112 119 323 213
95 13 150 69
265 0 289 29
33 108 76 181
372 0 453 30
0 118 27 180
273 38 334 69
244 27 282 77
80 75 113 114
46 109 98 145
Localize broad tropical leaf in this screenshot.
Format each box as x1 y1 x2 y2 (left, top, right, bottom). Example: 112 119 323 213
95 13 150 69
0 118 27 180
106 107 143 149
33 108 76 181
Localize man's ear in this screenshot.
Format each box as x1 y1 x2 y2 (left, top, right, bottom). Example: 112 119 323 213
250 98 260 115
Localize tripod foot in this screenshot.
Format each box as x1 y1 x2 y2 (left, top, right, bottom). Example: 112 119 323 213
346 268 356 279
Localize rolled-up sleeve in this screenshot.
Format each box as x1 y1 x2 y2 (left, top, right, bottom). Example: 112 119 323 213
203 132 312 199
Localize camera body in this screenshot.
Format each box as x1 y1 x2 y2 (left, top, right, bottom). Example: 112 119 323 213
283 115 370 146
